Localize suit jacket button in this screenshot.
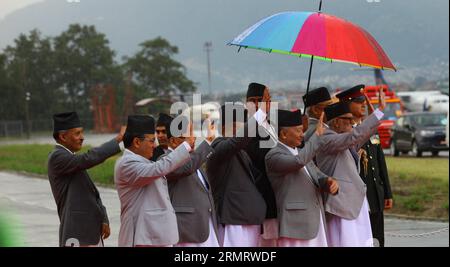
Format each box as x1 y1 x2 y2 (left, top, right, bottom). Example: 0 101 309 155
370 156 373 159
372 167 375 171
208 208 212 213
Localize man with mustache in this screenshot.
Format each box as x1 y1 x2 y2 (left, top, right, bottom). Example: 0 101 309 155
48 111 125 247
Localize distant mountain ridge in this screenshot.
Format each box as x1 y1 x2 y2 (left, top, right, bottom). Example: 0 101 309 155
0 0 448 93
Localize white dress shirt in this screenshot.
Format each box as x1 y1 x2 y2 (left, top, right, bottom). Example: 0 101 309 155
253 109 278 142
56 143 75 154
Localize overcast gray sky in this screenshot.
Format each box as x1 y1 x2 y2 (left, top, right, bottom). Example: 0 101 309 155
0 0 43 18
0 0 447 92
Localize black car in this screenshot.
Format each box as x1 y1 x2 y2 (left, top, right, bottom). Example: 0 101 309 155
390 112 449 157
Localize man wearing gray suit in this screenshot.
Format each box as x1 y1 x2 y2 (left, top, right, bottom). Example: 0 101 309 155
114 115 193 247
339 85 393 247
266 109 339 247
316 92 386 247
206 103 267 247
48 111 125 247
162 115 219 247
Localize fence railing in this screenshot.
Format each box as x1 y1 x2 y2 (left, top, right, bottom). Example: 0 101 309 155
0 121 24 138
0 119 95 138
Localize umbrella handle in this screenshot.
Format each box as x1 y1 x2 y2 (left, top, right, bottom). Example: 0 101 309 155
303 55 315 115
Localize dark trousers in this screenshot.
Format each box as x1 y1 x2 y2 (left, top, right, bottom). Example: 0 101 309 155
369 211 385 247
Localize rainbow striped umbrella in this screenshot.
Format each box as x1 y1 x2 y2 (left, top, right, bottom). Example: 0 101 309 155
229 10 396 111
228 11 396 71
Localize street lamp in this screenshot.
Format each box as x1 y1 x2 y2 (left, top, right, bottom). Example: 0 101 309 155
204 41 213 95
25 92 31 139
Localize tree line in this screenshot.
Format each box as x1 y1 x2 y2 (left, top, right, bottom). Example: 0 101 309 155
0 24 197 121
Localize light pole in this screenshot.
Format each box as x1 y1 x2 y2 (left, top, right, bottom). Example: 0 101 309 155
204 41 213 95
25 91 31 139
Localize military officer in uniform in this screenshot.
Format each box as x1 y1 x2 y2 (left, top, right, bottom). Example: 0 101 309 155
359 137 393 247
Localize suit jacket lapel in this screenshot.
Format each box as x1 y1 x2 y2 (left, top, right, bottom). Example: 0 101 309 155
304 162 320 188
57 145 100 196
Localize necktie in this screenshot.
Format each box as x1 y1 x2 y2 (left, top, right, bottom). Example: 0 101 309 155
197 169 210 191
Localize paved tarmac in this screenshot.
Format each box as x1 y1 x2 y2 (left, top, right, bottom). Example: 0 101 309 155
0 172 447 247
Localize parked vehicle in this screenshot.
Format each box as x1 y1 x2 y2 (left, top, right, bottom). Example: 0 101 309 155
446 111 449 146
390 112 449 157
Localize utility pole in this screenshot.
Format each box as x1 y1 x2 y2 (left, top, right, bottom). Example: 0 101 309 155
204 41 213 95
25 92 31 139
21 62 31 139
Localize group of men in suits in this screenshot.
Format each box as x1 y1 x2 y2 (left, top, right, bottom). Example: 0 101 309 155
47 82 392 247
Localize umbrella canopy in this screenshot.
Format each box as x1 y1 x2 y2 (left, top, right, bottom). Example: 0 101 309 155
228 11 396 71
